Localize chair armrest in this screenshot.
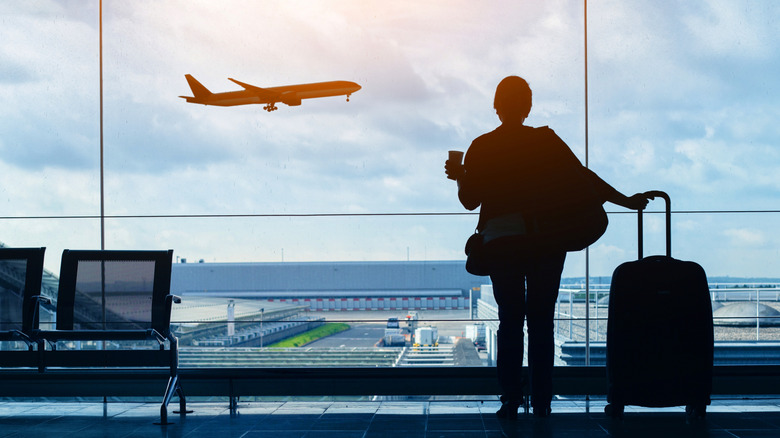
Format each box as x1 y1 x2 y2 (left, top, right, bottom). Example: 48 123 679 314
163 295 181 325
9 330 35 346
27 295 51 318
147 329 166 344
31 295 52 306
25 295 52 334
164 295 181 316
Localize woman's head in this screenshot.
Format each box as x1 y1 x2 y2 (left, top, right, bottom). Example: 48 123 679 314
494 76 532 122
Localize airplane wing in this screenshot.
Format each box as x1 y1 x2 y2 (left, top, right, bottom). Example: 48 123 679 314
228 78 281 100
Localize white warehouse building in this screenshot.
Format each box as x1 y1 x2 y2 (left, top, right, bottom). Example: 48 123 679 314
171 260 486 311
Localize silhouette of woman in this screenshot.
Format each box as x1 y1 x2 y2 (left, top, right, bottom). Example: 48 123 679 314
445 76 648 419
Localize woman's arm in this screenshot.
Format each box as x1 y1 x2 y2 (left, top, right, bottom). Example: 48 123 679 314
445 143 483 211
445 160 481 210
456 173 481 211
586 168 648 210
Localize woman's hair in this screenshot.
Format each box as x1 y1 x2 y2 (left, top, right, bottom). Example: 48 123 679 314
493 76 532 120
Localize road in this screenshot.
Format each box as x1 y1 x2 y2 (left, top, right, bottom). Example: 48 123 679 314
305 323 388 348
303 310 479 348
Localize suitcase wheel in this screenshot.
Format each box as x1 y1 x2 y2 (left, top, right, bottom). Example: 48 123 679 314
604 403 624 419
685 404 706 420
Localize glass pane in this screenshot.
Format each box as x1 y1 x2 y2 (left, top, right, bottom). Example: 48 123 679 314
1 0 779 373
0 258 26 333
73 260 156 330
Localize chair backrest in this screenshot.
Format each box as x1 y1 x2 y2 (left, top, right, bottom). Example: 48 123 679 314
55 250 173 334
0 247 46 334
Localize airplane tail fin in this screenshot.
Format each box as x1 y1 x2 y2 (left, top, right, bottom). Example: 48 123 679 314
184 74 212 98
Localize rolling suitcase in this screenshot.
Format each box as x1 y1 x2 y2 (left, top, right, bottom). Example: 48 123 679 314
604 191 713 419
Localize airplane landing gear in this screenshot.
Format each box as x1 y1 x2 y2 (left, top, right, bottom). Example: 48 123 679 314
263 103 278 112
346 94 351 102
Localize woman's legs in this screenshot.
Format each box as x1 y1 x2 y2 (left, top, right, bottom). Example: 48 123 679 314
491 251 566 417
490 267 526 406
525 252 566 414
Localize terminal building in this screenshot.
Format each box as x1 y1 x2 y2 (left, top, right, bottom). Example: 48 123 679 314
170 260 485 312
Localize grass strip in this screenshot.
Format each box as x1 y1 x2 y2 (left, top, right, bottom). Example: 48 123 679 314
267 322 351 348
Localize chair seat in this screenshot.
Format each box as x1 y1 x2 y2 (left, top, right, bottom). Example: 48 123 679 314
0 330 34 344
35 329 165 344
42 349 174 369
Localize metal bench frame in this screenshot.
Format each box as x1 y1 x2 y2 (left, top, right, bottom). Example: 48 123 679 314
32 249 186 425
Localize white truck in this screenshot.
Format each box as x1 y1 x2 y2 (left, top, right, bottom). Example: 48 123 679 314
414 326 438 347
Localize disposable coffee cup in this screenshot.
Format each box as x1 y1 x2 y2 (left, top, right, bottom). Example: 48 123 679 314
448 150 464 164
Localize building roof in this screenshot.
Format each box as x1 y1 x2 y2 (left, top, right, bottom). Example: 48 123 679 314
171 260 485 298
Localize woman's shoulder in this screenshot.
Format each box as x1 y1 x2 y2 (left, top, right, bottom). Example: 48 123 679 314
468 124 563 155
528 125 558 137
467 127 501 154
472 125 504 142
525 125 569 148
494 123 558 135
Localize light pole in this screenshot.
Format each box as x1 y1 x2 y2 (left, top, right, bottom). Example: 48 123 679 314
260 308 265 348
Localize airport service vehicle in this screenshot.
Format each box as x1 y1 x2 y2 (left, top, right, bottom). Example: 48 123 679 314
384 318 405 346
605 191 713 420
405 312 419 333
383 333 406 346
414 327 438 347
466 323 486 351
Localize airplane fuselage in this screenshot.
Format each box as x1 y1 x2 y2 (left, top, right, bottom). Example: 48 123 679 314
180 76 361 110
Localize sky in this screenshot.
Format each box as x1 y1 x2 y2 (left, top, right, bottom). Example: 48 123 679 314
0 0 779 279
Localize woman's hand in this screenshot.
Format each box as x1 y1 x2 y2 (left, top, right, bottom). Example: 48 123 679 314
624 193 650 210
445 160 465 180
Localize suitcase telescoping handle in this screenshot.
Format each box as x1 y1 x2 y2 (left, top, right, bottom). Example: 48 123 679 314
638 190 671 259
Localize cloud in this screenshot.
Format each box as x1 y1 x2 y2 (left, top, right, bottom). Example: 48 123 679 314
676 219 700 232
620 137 656 174
1 0 780 278
0 55 35 84
0 160 99 216
682 0 778 59
723 228 767 248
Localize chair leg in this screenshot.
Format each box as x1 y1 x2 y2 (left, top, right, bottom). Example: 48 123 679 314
154 403 172 426
37 341 46 373
154 375 179 425
173 382 193 414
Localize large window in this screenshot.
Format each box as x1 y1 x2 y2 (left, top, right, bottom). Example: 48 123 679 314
1 1 778 367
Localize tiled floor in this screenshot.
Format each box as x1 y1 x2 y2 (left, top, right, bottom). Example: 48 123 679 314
1 398 780 438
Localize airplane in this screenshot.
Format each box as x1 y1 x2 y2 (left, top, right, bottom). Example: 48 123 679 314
179 74 361 111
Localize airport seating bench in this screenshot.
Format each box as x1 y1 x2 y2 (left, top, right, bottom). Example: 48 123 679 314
0 249 185 425
0 247 47 367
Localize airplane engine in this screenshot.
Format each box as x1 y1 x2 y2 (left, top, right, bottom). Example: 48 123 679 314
280 92 302 106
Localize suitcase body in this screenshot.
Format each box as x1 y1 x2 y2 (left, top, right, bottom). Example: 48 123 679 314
605 191 714 419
